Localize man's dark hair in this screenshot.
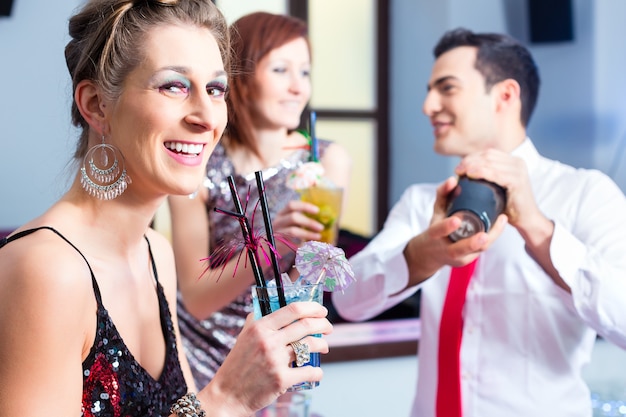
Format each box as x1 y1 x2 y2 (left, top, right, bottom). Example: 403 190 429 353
434 28 540 127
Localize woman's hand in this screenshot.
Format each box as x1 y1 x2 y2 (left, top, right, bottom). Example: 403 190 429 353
200 301 332 416
272 200 324 243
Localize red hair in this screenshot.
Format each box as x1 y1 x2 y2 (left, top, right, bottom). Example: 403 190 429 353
225 12 309 156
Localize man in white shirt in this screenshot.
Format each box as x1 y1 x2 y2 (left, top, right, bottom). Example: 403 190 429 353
332 28 626 417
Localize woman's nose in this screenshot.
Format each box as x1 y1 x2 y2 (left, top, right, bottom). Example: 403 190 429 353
185 92 220 131
288 71 309 95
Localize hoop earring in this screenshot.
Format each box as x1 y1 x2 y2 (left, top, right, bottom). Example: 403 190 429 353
80 135 132 200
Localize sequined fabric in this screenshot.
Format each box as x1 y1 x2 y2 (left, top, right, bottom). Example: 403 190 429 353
0 227 187 417
81 279 187 417
178 139 331 388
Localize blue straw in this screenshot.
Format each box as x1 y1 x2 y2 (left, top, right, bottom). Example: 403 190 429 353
309 111 319 162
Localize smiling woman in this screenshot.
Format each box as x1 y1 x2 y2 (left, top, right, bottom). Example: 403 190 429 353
0 1 332 416
97 24 228 194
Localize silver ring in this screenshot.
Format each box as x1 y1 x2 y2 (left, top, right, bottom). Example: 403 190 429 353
289 340 310 367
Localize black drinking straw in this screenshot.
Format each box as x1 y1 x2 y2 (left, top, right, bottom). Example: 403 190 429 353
255 171 287 308
309 110 319 162
225 176 272 316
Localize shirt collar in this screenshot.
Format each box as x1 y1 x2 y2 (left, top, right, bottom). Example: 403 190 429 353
511 137 540 173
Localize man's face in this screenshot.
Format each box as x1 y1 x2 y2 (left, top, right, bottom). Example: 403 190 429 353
423 46 500 157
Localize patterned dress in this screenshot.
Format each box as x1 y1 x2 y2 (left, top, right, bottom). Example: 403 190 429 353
178 139 331 388
0 227 187 417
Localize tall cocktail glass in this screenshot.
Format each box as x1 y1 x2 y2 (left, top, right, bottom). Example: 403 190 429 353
251 283 323 391
298 186 343 244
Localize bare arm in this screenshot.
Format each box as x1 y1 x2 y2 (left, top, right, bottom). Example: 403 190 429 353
168 190 250 319
0 235 94 417
402 176 508 289
168 188 267 317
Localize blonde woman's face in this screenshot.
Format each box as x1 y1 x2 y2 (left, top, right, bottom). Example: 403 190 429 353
104 24 228 198
252 37 311 130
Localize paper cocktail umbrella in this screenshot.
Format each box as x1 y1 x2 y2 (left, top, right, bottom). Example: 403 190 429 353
295 240 355 292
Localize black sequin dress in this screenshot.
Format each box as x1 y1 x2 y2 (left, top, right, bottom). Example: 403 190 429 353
0 227 187 417
178 139 331 388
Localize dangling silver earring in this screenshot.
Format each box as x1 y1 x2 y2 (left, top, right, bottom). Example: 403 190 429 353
80 135 132 200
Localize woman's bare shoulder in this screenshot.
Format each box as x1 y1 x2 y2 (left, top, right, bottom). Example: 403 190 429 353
145 226 174 256
322 141 352 165
320 141 352 190
0 227 94 307
0 227 93 414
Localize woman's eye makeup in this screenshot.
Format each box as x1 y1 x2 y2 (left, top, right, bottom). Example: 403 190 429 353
153 71 228 99
157 74 191 95
206 75 228 98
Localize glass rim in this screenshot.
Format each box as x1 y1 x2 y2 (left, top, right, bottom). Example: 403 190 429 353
251 282 324 290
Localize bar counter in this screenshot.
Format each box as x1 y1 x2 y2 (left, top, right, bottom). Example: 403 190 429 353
324 317 420 363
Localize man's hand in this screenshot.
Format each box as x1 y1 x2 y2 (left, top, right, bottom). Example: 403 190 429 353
454 149 541 231
454 150 566 290
403 176 508 288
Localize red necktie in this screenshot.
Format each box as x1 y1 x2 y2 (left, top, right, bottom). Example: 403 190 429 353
436 259 478 417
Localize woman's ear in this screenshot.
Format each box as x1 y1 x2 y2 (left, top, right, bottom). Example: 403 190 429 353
75 80 108 133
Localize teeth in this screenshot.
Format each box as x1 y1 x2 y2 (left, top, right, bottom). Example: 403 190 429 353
165 141 203 155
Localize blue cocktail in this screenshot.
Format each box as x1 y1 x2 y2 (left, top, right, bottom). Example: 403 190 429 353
251 283 323 391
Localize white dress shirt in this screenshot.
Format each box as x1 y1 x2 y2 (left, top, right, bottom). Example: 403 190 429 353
333 139 626 417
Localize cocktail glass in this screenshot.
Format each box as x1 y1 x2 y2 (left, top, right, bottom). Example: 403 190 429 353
255 392 311 417
251 283 323 391
298 187 343 244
